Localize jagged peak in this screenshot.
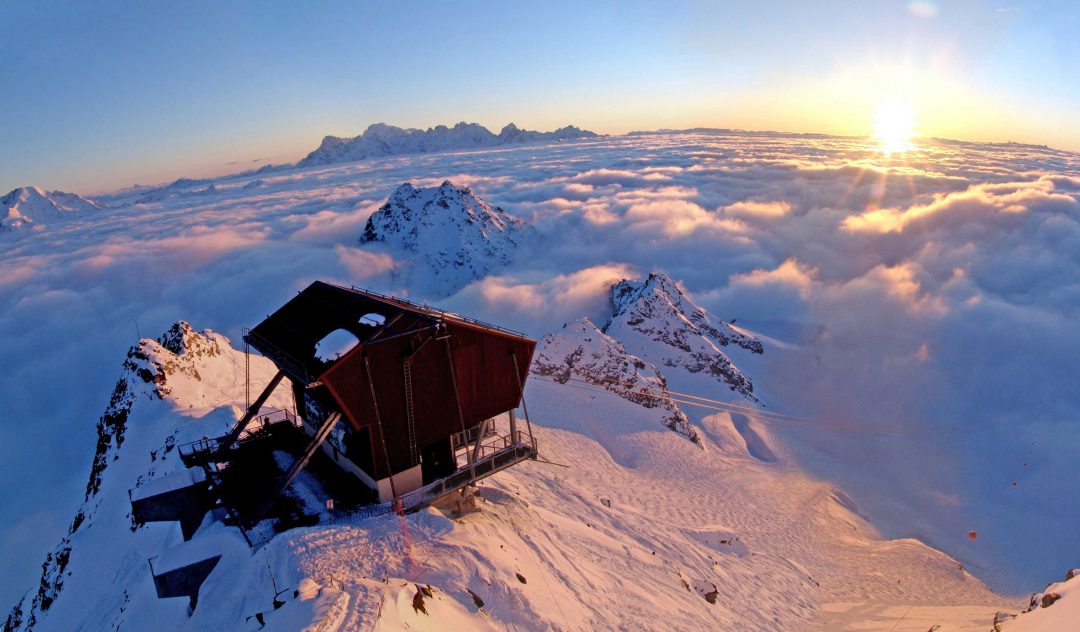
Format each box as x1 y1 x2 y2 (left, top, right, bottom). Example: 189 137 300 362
610 272 761 352
2 185 98 206
358 181 530 297
363 122 413 138
157 320 206 356
362 180 524 245
317 134 349 147
9 322 290 631
611 271 696 324
604 272 762 398
534 316 698 442
119 321 230 404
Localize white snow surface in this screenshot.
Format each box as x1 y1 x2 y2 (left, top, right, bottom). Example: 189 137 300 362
999 571 1080 632
3 129 1080 616
6 327 1013 631
128 467 206 503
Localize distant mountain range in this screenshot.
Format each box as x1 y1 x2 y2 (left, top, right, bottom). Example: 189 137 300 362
298 122 598 167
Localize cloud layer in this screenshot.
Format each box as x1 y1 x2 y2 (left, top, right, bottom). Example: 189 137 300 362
1 130 1078 600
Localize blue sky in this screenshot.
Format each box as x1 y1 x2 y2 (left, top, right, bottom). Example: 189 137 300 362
1 0 1077 193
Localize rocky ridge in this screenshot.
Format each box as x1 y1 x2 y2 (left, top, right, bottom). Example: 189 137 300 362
4 322 286 632
531 317 698 443
605 272 762 399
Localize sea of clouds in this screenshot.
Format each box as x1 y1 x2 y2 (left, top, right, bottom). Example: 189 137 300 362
1 130 1078 604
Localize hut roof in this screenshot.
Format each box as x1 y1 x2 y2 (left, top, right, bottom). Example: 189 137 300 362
246 281 528 384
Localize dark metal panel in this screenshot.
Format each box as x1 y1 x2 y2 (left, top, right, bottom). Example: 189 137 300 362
246 281 434 382
446 322 536 423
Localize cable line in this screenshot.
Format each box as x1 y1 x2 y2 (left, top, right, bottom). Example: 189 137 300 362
529 375 955 437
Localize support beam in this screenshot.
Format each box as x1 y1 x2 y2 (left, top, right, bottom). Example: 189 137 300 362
247 411 341 527
218 370 286 453
510 353 535 444
442 334 473 465
471 418 491 463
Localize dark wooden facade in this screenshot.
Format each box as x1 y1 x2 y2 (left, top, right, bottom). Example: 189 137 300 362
247 281 535 483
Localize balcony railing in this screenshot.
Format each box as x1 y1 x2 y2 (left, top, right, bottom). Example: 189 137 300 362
178 408 298 467
341 433 537 522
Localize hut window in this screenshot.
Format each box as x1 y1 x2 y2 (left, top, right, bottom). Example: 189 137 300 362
314 329 360 362
359 313 386 326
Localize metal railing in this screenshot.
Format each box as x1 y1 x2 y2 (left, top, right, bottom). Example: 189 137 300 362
334 434 537 523
178 408 299 466
246 435 537 549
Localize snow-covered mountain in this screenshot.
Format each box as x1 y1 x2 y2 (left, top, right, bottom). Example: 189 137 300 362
361 180 529 297
298 122 597 167
604 272 763 400
4 322 291 632
9 128 1078 629
6 317 1010 632
4 322 292 631
1 187 101 231
532 317 698 442
133 178 218 204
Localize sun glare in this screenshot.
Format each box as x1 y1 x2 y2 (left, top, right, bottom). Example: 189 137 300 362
873 99 918 155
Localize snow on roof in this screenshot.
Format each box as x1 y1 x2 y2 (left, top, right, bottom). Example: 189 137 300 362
129 468 206 502
151 532 245 575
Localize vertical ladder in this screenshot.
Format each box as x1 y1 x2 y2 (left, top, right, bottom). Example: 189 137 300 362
242 326 250 411
403 360 418 466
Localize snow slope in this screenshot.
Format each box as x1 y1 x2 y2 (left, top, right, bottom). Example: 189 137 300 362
298 122 597 167
4 322 292 631
999 570 1080 631
5 321 1013 632
1 187 101 231
361 181 530 297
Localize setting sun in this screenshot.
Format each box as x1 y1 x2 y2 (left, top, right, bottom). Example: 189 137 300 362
873 98 918 154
